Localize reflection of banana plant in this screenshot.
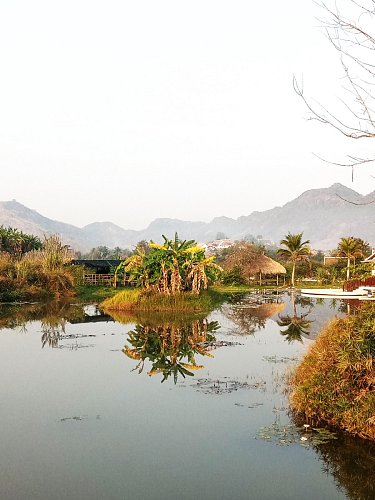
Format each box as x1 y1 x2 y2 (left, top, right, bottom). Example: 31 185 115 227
41 317 67 348
123 319 220 383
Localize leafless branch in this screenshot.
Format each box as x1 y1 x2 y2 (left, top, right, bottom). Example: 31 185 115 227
336 193 375 204
296 1 375 172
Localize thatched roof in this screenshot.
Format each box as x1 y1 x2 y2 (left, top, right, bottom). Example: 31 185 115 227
246 255 286 275
249 302 286 319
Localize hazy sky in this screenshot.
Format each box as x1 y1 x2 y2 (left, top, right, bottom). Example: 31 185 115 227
1 0 374 229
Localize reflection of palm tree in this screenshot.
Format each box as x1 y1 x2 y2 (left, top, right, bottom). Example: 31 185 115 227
277 292 312 343
123 319 220 383
277 315 312 343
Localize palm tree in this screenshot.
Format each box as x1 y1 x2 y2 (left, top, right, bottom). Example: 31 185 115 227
337 237 364 280
277 232 310 287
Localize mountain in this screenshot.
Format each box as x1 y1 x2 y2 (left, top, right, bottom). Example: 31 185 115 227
1 184 374 251
0 200 95 250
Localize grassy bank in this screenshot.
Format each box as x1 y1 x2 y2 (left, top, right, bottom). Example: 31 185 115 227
289 303 375 441
75 285 119 303
101 288 223 313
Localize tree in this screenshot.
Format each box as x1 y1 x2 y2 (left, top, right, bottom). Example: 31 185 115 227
116 233 222 294
337 236 364 280
277 233 310 287
0 226 42 256
294 0 375 170
220 242 263 284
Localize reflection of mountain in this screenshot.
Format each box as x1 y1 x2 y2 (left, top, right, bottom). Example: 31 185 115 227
123 319 220 383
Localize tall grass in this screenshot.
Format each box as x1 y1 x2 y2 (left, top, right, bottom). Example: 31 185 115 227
289 303 375 441
101 289 218 313
0 236 75 301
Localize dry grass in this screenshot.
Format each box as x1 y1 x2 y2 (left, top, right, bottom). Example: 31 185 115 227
289 303 375 440
101 289 217 313
0 236 76 301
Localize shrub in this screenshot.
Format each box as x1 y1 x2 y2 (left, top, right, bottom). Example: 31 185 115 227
289 303 375 440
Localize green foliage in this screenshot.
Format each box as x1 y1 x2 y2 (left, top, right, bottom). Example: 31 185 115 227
123 319 220 383
116 233 222 295
0 226 42 256
277 232 310 286
79 245 132 259
0 234 76 301
336 236 367 280
221 266 246 285
75 284 119 302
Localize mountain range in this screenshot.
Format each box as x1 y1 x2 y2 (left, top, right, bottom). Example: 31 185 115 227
1 183 374 251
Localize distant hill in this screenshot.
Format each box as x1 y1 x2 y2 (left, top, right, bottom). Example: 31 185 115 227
1 184 374 251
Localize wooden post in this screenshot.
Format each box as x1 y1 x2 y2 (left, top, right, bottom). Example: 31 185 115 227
276 274 279 287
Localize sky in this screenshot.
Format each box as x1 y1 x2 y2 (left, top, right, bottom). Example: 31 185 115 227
1 0 374 230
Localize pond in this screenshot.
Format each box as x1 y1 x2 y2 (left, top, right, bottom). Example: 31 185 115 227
0 292 373 500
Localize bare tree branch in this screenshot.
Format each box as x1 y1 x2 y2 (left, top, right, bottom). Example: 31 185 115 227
296 1 375 172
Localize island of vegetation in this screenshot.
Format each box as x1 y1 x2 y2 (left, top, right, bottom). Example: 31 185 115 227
101 234 223 313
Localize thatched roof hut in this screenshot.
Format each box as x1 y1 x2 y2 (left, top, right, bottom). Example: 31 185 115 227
245 254 286 276
220 242 286 285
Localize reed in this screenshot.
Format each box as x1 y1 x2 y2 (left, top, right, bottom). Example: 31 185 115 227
289 303 375 441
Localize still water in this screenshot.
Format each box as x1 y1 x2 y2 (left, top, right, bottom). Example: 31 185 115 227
0 292 373 500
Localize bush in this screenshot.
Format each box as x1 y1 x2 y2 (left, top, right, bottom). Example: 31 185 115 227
289 304 375 440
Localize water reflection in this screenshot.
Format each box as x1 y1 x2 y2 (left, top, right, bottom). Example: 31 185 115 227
221 292 285 335
123 319 220 383
0 301 112 349
0 293 374 498
277 292 313 343
313 434 375 500
0 301 85 331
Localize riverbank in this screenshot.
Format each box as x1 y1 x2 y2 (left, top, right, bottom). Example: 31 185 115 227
289 303 375 441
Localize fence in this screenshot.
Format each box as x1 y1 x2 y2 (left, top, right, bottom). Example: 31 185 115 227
83 274 115 286
343 275 375 292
